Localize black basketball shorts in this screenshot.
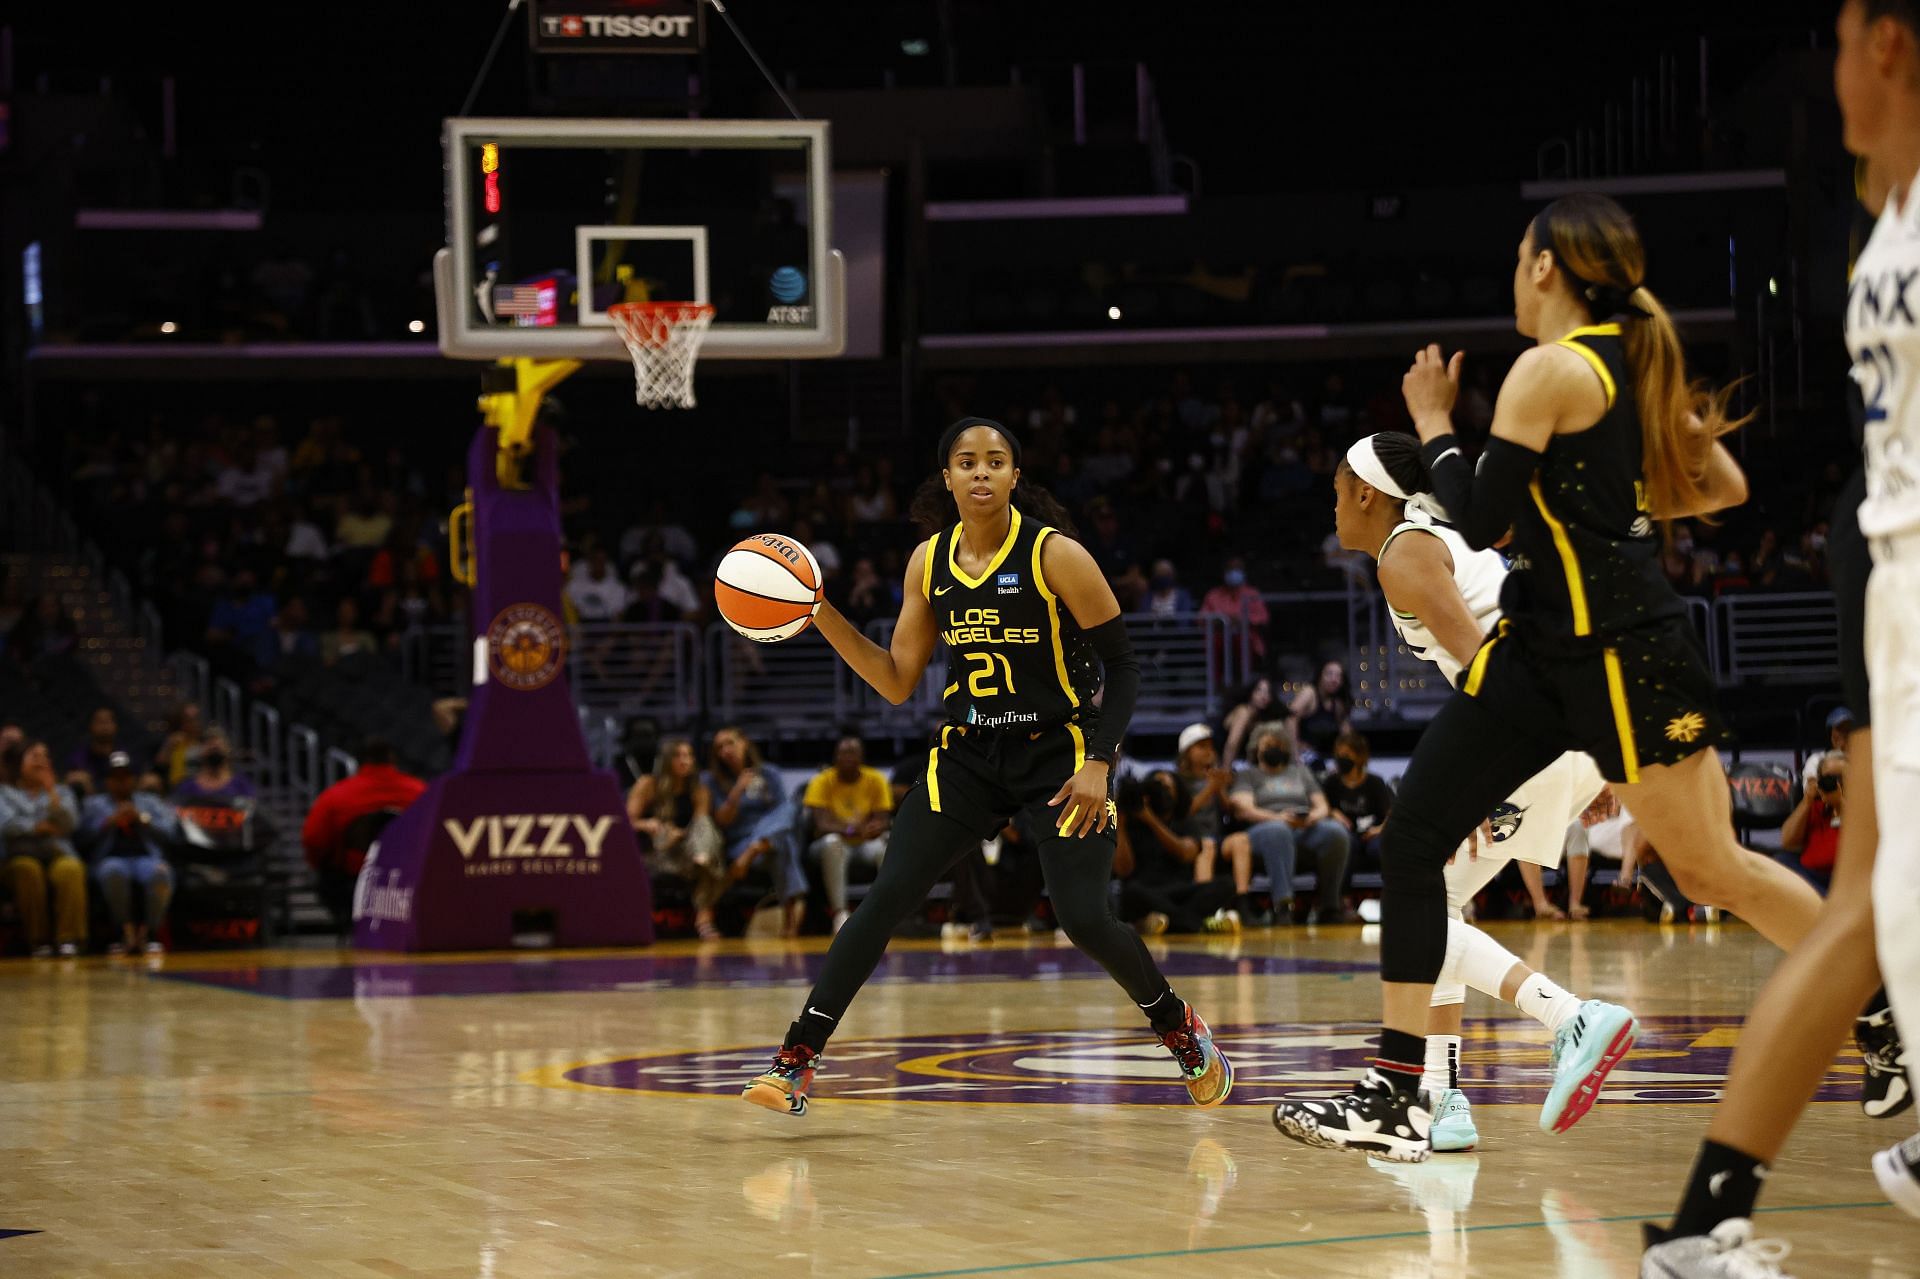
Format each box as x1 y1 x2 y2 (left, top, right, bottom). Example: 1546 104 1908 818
912 721 1117 845
1460 615 1734 785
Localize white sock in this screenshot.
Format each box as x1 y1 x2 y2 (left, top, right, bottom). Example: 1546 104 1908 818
1514 972 1584 1033
1425 1034 1461 1091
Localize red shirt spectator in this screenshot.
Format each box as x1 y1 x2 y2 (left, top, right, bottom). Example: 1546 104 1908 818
301 740 426 873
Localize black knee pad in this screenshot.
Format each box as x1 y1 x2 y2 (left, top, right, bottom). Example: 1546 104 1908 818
1378 814 1453 984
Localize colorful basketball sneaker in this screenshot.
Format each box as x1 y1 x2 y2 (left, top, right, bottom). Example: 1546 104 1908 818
1430 1087 1479 1152
1161 1003 1233 1107
1271 1070 1433 1163
1541 999 1638 1135
1858 1005 1912 1120
742 1045 819 1117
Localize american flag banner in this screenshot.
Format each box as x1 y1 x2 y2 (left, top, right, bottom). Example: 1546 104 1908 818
494 285 544 316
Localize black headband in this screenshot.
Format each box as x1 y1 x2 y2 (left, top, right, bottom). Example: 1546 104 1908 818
937 416 1022 468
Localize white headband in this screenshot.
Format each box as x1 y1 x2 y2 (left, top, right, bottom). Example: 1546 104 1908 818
1345 435 1413 501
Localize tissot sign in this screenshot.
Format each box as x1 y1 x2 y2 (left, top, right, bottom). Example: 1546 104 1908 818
529 0 704 53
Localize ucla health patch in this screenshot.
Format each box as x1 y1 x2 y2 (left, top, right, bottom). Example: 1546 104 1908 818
996 571 1020 594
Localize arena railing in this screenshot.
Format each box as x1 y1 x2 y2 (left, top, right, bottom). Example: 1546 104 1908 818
1713 591 1840 685
211 676 245 742
247 702 283 792
569 623 702 727
324 747 360 787
168 652 210 713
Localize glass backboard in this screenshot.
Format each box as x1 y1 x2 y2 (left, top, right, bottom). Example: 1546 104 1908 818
434 117 845 360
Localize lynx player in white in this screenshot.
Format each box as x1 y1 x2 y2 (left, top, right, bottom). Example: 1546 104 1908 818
1333 432 1639 1151
1846 0 1920 1220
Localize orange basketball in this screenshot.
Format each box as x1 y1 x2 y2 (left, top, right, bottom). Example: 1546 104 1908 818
714 533 824 642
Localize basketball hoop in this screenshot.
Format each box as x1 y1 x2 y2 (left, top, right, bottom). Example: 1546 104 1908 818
608 301 716 410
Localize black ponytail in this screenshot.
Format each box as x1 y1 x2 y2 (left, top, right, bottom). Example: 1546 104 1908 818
909 477 1079 538
1370 431 1433 497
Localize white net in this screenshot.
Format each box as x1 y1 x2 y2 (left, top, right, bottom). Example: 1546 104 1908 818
609 302 715 410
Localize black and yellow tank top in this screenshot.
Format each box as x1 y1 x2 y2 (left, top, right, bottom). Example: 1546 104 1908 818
923 505 1100 730
1503 323 1684 642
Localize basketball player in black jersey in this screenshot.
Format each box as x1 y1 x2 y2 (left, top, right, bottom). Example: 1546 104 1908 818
1271 194 1824 1164
742 417 1231 1117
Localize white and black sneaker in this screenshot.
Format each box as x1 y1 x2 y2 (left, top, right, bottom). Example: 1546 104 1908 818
1857 1006 1911 1120
1271 1068 1432 1163
1872 1131 1920 1220
1639 1219 1796 1278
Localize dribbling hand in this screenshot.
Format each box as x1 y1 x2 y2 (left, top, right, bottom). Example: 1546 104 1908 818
1047 762 1112 839
1402 343 1464 432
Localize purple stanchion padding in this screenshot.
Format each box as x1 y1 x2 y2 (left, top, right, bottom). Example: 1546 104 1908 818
352 421 652 950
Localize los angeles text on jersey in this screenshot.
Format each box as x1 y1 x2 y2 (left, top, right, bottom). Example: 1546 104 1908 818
940 607 1041 647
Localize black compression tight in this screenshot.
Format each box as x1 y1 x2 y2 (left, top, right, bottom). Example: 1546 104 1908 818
1379 690 1564 983
787 786 1177 1052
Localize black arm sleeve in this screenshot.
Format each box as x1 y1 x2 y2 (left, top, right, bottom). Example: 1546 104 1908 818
1421 433 1545 552
1084 615 1138 763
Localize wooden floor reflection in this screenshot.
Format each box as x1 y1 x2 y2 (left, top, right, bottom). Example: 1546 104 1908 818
0 920 1911 1277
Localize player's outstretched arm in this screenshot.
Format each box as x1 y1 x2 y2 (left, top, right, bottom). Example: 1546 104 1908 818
809 539 939 706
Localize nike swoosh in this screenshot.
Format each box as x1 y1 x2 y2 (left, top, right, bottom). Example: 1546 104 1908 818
807 1007 837 1021
934 585 953 595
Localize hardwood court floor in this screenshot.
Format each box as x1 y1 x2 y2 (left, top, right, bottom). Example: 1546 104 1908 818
1 920 1911 1278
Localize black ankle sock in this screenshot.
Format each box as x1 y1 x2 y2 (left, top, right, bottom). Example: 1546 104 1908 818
1140 988 1185 1034
787 1008 837 1054
1863 988 1891 1020
1374 1028 1426 1094
1671 1139 1768 1237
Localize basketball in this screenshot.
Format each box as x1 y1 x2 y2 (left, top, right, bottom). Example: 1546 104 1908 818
714 533 824 642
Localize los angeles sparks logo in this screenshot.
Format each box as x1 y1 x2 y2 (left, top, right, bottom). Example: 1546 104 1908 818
487 603 567 691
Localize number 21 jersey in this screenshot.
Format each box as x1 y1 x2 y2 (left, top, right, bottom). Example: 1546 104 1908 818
923 506 1101 731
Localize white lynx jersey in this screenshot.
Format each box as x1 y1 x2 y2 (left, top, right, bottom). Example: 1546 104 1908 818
1848 172 1920 539
1380 518 1507 685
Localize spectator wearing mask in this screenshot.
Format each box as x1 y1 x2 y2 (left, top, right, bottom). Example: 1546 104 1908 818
1223 725 1356 925
320 598 378 666
1174 724 1260 921
80 752 180 955
1289 659 1353 760
629 739 726 939
301 738 427 926
1320 731 1394 872
64 706 123 795
171 729 256 803
805 737 893 934
156 702 207 789
1 740 87 956
705 727 807 938
1779 751 1847 894
1114 770 1238 935
1145 560 1195 617
1201 559 1270 663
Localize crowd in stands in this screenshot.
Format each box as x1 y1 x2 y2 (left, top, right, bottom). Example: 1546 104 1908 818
3 359 1863 950
0 702 264 956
